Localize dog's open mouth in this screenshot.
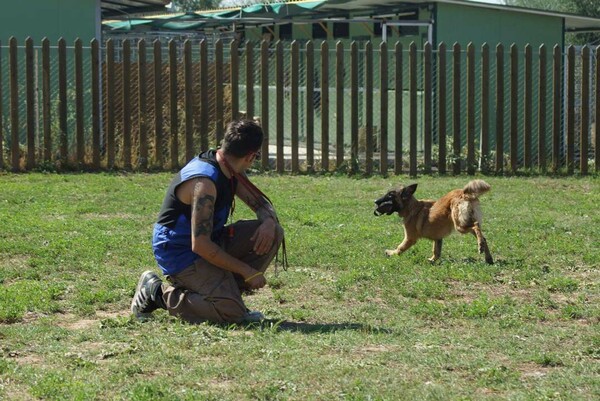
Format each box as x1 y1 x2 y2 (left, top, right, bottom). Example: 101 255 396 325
374 200 395 216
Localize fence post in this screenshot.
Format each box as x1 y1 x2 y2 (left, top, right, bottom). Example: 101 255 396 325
495 43 504 174
365 41 374 175
58 38 68 166
0 40 3 170
168 40 179 169
183 40 194 162
424 42 432 174
75 39 85 167
291 40 300 174
230 40 239 122
395 41 403 175
538 44 547 173
552 45 561 173
259 40 269 170
276 40 284 173
106 39 116 169
138 39 148 170
510 44 518 174
91 39 100 169
122 39 132 170
580 46 589 175
153 39 163 168
25 37 35 170
245 40 254 123
596 45 600 173
215 39 224 148
466 42 475 175
350 41 359 174
452 42 461 175
566 45 575 174
410 42 418 178
306 41 315 173
480 43 490 173
9 37 19 171
336 41 344 169
320 41 329 172
199 40 209 150
524 44 532 170
437 42 446 175
380 41 388 175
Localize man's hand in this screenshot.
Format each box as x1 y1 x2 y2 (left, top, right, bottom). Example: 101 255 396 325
244 269 266 290
250 218 277 255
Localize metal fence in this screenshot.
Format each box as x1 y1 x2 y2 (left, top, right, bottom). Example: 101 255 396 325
1 37 598 175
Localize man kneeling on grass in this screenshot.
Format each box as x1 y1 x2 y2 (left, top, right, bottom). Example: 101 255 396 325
131 119 284 324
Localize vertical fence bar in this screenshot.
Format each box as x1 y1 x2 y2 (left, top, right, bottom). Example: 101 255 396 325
481 43 490 173
452 43 461 175
365 41 374 175
74 39 85 167
58 38 68 165
510 44 518 174
43 38 52 163
495 43 504 174
395 41 403 175
245 41 254 123
215 39 224 147
230 40 239 121
350 41 359 174
566 45 575 174
552 45 561 172
306 41 315 172
320 41 329 172
380 41 388 175
580 46 589 175
184 40 194 162
153 40 163 168
466 42 475 175
169 40 178 169
437 42 446 174
261 40 270 169
423 42 432 174
9 37 19 171
0 41 3 169
138 39 148 170
199 40 209 150
524 44 532 170
410 42 418 178
122 39 132 169
538 44 547 173
291 41 300 174
276 41 284 173
106 39 116 169
596 46 600 173
336 41 344 169
91 39 100 169
25 38 35 170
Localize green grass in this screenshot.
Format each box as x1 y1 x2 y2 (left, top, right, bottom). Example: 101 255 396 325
0 172 598 400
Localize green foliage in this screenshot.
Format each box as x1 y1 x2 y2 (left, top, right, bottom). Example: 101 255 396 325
0 173 598 400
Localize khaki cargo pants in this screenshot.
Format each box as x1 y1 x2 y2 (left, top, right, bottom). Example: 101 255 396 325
161 220 283 324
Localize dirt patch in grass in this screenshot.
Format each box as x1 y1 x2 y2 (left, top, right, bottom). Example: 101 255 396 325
55 310 130 331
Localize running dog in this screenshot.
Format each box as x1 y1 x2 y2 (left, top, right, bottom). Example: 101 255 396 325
374 180 494 264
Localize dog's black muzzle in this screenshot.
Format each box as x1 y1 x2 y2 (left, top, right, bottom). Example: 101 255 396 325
374 193 396 216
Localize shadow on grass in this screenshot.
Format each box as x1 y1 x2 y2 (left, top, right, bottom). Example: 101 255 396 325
249 319 393 334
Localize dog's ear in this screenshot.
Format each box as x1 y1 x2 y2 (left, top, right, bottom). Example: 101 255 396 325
401 183 418 199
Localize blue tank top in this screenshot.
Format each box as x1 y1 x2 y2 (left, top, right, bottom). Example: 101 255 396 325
152 151 236 275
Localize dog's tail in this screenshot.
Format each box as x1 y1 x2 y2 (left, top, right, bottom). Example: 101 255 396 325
463 179 491 199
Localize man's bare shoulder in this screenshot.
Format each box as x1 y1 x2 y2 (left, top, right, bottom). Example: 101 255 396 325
176 177 216 205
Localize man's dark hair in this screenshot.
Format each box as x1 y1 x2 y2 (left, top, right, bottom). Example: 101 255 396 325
221 119 264 157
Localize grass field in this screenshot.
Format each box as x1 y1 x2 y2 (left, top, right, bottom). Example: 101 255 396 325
0 172 598 400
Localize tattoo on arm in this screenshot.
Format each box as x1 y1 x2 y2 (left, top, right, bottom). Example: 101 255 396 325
193 194 215 238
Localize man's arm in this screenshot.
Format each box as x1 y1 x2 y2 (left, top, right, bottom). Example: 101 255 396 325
189 178 265 289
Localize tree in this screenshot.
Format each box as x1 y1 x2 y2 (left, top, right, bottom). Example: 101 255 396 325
170 0 220 12
506 0 600 44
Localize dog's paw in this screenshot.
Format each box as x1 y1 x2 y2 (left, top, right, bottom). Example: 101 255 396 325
428 256 439 263
385 249 397 257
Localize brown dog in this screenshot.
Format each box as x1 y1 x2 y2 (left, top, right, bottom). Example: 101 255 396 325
374 180 494 264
